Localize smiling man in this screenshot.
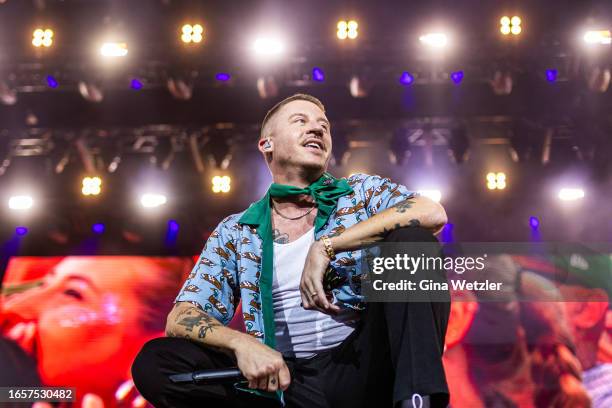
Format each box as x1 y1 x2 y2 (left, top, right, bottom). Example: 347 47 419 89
132 94 451 408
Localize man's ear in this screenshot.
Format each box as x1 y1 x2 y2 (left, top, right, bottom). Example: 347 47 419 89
258 138 273 153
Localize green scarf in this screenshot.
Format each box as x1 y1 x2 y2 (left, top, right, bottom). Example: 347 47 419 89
237 172 353 403
238 172 354 349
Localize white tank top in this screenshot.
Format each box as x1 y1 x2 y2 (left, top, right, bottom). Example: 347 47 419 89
272 227 358 358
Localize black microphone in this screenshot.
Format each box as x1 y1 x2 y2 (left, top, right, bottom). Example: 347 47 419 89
169 367 245 384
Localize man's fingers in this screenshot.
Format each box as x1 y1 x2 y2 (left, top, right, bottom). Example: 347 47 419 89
311 279 330 310
257 374 268 390
279 364 291 391
266 373 279 392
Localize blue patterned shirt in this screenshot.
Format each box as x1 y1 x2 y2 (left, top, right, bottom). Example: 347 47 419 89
174 173 417 344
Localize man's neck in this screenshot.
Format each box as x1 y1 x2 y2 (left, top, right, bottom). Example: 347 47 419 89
271 168 323 188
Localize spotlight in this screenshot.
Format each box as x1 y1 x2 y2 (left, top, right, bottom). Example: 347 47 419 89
253 36 284 56
419 32 448 48
100 42 128 58
167 78 193 100
312 67 325 82
486 172 506 190
558 188 585 201
215 73 231 82
181 23 204 44
168 219 179 233
490 71 513 95
500 16 522 36
82 176 102 196
78 81 104 102
8 195 34 210
529 216 539 229
583 30 611 45
0 81 17 105
417 189 442 203
256 76 278 99
15 226 28 236
399 71 414 86
450 71 464 84
212 175 231 193
131 78 143 90
337 20 358 40
46 75 58 88
545 69 557 82
32 28 53 48
92 223 105 234
140 193 167 208
586 67 611 93
348 75 370 98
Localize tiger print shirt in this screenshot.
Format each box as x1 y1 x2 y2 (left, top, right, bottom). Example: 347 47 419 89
174 173 417 344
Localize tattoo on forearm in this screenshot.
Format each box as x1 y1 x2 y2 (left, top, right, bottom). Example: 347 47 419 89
175 308 221 339
392 199 416 213
273 228 289 244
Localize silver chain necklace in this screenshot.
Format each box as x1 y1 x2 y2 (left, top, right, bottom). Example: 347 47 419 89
272 202 316 220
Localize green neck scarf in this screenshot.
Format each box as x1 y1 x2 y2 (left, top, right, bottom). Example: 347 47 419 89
238 172 354 349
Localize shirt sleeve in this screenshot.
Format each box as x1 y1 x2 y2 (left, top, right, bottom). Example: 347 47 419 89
174 219 239 325
360 173 418 217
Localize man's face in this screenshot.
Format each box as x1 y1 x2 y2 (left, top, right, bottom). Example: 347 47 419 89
265 99 332 172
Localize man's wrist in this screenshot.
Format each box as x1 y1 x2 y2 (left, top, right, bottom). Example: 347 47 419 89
319 235 336 259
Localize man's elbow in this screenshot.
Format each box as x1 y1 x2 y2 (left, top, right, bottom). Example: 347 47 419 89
418 196 447 231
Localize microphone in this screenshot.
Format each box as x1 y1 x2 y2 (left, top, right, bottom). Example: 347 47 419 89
169 368 245 384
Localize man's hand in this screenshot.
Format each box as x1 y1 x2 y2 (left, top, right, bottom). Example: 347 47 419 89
230 335 291 393
300 240 341 315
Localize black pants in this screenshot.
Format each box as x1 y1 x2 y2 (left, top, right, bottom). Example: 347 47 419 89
131 227 450 408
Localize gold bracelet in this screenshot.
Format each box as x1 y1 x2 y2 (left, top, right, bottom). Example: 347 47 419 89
320 235 336 259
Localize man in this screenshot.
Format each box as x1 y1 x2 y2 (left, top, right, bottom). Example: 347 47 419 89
131 93 450 407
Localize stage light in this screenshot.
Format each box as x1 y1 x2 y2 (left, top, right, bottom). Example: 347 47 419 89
78 81 104 103
399 71 414 85
419 32 448 48
46 75 58 88
92 223 105 234
500 15 521 36
529 216 539 229
168 219 179 233
15 226 28 236
215 73 231 81
8 195 34 210
181 24 204 44
253 36 284 55
0 81 17 105
312 67 325 82
337 20 358 40
545 69 557 82
558 188 585 201
131 78 143 90
82 176 102 196
212 175 231 193
140 193 167 208
586 67 611 93
417 190 442 203
486 172 506 190
167 78 193 100
100 42 128 58
32 28 53 48
256 76 278 99
583 30 611 45
490 71 513 95
450 71 464 84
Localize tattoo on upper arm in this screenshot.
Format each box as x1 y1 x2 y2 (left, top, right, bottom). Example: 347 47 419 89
392 199 416 213
273 228 289 244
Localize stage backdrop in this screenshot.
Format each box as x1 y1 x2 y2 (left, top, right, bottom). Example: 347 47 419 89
1 255 610 408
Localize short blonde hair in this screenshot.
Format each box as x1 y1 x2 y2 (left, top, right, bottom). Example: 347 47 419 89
260 93 326 139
